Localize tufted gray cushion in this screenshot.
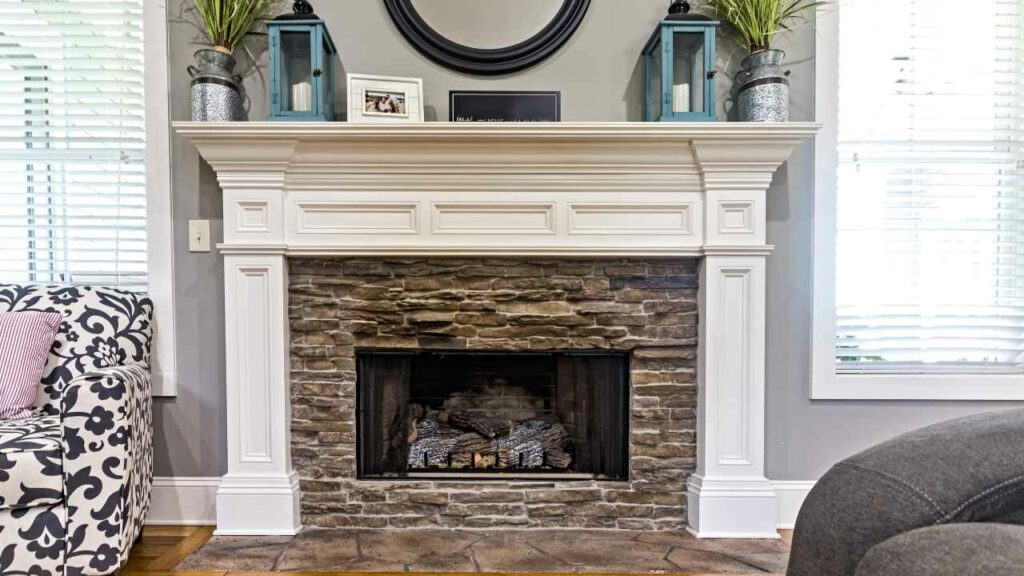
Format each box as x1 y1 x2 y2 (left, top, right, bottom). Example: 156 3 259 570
855 523 1024 576
788 409 1024 576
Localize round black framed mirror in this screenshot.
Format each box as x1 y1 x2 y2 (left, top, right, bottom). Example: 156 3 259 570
383 0 591 75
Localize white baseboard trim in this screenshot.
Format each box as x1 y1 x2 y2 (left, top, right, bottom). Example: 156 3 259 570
686 475 781 539
145 476 814 530
771 480 816 529
147 476 220 526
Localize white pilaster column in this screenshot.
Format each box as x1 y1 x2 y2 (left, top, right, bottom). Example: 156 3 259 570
217 252 300 535
688 152 783 538
212 157 301 536
689 252 776 538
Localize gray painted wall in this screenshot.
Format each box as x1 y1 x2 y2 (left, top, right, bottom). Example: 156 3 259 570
155 1 1020 480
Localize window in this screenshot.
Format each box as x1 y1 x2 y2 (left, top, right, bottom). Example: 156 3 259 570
0 0 148 287
0 0 176 395
813 0 1024 399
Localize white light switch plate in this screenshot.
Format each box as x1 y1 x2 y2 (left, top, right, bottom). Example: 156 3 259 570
188 220 211 253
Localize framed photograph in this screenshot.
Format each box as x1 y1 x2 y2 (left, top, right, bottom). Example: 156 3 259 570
364 90 408 117
347 74 424 123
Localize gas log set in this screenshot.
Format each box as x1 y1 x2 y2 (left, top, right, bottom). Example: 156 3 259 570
404 405 573 472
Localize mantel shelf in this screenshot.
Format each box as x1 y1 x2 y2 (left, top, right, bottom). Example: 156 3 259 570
174 121 820 142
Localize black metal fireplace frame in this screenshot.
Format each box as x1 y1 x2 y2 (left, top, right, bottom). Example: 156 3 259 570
355 349 631 482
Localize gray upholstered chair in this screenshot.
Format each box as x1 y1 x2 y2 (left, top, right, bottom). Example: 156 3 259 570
0 285 154 576
787 409 1024 576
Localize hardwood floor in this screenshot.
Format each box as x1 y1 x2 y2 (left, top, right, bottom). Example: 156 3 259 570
120 526 216 575
120 526 793 576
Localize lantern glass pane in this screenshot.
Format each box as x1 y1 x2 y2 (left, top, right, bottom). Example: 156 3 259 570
649 38 662 119
281 30 313 113
672 31 705 114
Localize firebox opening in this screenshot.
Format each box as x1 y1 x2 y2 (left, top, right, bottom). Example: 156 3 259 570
357 350 630 481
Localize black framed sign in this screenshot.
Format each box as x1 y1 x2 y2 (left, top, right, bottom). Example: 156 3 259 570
450 91 561 122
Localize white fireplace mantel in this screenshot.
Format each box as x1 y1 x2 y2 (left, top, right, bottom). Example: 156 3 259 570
176 121 819 537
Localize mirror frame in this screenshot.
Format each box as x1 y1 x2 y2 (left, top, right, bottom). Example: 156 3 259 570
383 0 590 75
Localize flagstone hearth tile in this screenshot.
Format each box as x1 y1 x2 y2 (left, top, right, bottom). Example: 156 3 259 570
675 537 791 555
172 535 293 572
633 531 702 546
469 535 571 573
326 557 411 572
174 528 790 574
528 539 679 573
665 548 766 574
275 529 361 571
636 531 787 555
722 552 791 573
359 529 482 571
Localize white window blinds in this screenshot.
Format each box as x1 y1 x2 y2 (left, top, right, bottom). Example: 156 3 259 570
835 0 1024 373
0 0 147 290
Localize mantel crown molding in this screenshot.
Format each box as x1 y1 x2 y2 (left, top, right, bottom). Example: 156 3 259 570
176 121 818 258
176 122 819 160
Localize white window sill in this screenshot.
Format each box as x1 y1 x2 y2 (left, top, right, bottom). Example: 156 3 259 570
811 372 1024 401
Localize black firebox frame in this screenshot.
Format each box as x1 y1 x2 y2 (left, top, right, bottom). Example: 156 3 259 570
355 349 631 482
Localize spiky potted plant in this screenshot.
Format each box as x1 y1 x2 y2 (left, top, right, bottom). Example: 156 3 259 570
702 0 823 121
189 0 276 121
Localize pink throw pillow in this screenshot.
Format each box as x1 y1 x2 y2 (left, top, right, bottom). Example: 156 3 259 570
0 311 62 419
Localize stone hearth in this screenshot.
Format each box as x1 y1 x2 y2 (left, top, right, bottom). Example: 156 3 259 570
177 528 792 574
289 258 698 530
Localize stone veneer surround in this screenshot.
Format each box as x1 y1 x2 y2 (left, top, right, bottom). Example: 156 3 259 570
289 258 698 529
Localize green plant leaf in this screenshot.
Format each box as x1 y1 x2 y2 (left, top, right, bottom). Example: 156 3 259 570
192 0 278 53
702 0 825 52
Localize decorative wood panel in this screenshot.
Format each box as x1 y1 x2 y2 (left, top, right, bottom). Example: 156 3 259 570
295 202 419 235
431 202 556 235
569 203 693 235
237 200 270 233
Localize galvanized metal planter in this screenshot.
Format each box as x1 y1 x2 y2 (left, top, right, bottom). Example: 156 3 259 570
189 49 244 122
737 49 789 122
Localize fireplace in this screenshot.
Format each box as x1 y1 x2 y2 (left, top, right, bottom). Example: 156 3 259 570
357 350 630 480
179 121 817 536
285 257 700 529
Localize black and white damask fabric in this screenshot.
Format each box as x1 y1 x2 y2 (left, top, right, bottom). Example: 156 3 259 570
0 415 63 511
0 285 154 576
0 285 152 415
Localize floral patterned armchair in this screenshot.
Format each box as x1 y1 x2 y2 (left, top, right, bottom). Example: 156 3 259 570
0 285 153 576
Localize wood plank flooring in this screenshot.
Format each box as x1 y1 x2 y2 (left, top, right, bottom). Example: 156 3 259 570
119 526 792 576
120 526 215 575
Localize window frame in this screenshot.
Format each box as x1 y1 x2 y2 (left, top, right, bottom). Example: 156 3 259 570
810 4 1024 401
144 0 176 397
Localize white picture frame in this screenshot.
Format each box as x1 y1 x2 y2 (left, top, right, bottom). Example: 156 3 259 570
347 73 424 123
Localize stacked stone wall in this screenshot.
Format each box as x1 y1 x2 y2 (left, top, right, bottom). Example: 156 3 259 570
289 258 698 529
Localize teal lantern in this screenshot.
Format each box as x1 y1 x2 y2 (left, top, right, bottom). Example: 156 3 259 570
642 1 719 122
268 1 337 121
